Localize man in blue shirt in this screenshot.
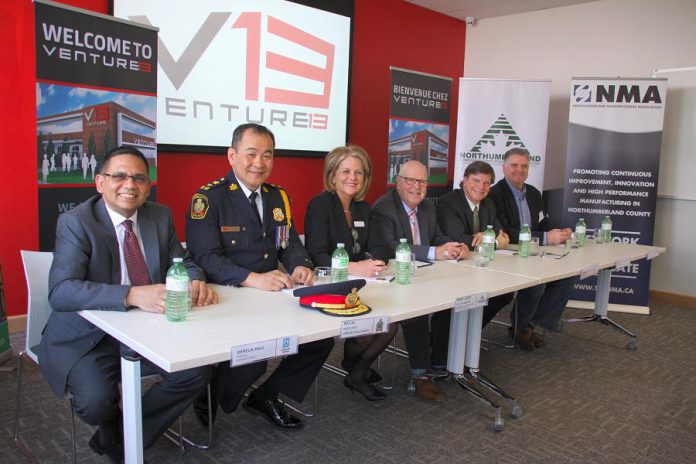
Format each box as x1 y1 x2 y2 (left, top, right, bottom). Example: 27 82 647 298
489 148 577 350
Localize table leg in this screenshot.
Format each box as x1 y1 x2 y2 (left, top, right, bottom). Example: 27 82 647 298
565 268 638 349
121 356 144 464
447 306 510 431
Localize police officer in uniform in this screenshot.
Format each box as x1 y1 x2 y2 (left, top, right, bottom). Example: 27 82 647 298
186 123 334 430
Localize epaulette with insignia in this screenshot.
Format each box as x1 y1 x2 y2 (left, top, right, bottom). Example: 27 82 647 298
198 177 227 191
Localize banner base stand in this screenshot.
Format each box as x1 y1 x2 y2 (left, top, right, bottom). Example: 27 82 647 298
566 300 650 316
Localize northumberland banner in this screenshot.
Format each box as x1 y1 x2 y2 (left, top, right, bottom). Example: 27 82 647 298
35 0 157 250
562 78 667 307
454 79 550 191
388 67 452 186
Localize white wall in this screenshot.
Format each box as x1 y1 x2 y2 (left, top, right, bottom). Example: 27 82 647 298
463 0 696 297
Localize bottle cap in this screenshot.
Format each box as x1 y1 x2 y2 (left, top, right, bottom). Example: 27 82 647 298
173 257 183 263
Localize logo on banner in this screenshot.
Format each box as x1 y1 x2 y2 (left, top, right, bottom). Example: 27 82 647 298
573 84 662 106
573 84 592 103
130 11 336 130
458 113 540 168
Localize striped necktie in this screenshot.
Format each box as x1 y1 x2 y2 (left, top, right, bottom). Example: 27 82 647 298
473 205 480 233
409 209 421 245
122 219 151 286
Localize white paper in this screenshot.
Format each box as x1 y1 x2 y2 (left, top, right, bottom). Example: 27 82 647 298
230 335 298 367
339 316 390 339
454 293 489 312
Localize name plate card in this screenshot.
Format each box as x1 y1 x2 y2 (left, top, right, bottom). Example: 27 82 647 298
454 293 489 313
580 263 600 280
230 335 299 367
615 258 630 271
339 316 390 339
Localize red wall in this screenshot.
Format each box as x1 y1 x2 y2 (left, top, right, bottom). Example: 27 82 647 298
0 0 465 318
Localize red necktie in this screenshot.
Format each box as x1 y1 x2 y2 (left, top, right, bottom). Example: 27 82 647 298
122 219 151 286
409 210 421 245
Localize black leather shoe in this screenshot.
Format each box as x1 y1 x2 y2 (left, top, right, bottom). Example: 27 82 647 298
89 430 124 464
341 360 382 384
343 376 388 401
244 394 304 430
193 388 218 427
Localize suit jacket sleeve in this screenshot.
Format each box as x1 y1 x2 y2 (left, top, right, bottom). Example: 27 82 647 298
304 193 335 267
49 211 131 312
436 191 475 247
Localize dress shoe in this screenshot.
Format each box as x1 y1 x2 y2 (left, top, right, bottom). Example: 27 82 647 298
89 430 124 464
341 360 382 384
413 377 446 402
514 328 536 351
343 376 387 401
426 367 451 381
193 388 218 427
244 394 304 430
529 330 545 348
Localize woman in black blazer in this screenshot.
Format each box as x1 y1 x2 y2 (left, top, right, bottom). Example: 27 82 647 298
304 146 397 401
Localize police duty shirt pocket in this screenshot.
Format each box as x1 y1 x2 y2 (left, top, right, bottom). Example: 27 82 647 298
221 226 249 248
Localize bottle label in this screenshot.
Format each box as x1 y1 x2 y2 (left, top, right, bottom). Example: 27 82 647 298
575 226 586 234
166 277 188 292
332 257 348 269
483 234 495 244
519 233 531 241
602 223 611 230
396 251 411 263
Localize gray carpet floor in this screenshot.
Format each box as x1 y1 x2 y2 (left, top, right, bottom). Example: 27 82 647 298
2 303 696 463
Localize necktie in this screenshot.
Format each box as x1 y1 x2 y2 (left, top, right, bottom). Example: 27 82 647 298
122 220 151 286
409 210 421 245
473 205 480 233
249 191 262 226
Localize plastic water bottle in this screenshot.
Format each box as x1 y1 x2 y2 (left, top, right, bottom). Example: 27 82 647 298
482 225 496 261
575 217 586 247
601 215 612 244
395 238 412 285
166 257 190 322
518 224 531 258
331 243 349 282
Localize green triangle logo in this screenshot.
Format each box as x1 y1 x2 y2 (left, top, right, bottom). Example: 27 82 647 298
469 113 526 154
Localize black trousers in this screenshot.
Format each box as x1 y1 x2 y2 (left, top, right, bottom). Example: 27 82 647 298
215 337 334 412
430 292 514 367
67 335 211 449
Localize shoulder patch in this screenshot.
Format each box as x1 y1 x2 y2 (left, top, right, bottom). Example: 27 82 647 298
190 193 209 219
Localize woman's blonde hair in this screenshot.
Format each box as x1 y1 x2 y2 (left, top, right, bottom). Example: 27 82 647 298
322 145 372 201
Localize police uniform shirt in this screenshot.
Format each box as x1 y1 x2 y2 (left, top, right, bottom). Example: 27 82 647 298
185 170 313 286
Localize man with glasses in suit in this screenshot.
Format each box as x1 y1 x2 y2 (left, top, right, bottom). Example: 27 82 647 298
369 160 466 401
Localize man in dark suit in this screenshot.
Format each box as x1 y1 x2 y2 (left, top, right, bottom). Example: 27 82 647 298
39 146 217 462
489 148 577 350
186 123 333 430
369 160 465 401
435 161 514 351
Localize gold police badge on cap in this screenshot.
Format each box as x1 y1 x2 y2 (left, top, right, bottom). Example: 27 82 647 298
190 194 209 220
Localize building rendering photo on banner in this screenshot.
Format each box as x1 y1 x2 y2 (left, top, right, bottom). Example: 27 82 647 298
454 79 550 191
562 77 667 307
34 0 158 251
388 67 452 186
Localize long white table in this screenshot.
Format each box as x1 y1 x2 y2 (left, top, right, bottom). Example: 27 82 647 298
79 241 664 463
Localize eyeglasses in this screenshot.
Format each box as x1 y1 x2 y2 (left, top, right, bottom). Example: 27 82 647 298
398 176 428 187
351 228 361 255
102 172 150 185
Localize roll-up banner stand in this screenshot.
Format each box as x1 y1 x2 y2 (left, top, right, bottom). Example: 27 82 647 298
454 79 550 192
562 78 667 313
388 67 452 200
35 0 158 251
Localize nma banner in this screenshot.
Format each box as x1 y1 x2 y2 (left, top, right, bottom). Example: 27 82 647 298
454 79 550 191
35 0 157 250
562 78 667 306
